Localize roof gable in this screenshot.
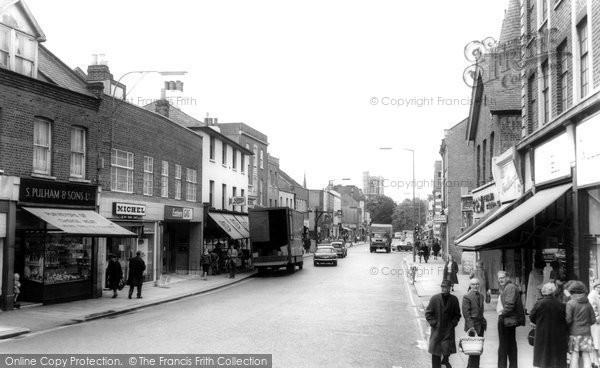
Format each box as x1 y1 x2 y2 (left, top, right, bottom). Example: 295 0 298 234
0 0 46 40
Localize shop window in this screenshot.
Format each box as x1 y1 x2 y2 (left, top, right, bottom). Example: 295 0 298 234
70 127 86 178
33 118 51 175
161 161 169 198
111 149 134 193
143 156 153 196
186 168 197 202
174 164 182 200
587 188 600 285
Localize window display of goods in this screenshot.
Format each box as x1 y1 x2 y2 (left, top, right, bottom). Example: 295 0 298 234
44 272 87 284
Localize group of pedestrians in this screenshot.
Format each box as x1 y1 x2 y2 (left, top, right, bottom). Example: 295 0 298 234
417 238 442 263
105 251 146 299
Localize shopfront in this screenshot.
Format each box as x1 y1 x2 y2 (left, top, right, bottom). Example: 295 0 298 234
14 179 134 304
204 210 250 270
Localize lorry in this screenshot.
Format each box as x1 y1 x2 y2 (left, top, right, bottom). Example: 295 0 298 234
249 207 305 274
369 223 393 253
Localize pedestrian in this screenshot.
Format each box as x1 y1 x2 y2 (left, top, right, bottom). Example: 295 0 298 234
432 238 441 260
127 250 146 299
227 245 238 279
588 280 600 367
13 273 21 308
209 249 220 275
200 249 211 280
565 281 596 368
422 243 430 264
425 279 461 368
529 282 568 368
497 270 526 368
469 262 491 300
443 254 459 292
462 277 487 368
106 254 123 298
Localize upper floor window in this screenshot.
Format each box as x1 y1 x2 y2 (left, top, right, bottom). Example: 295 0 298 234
186 168 197 202
253 145 258 168
558 42 570 113
69 127 86 178
33 119 51 175
222 143 227 165
0 24 37 78
209 180 214 207
111 149 134 193
209 136 215 161
260 150 264 169
232 148 237 170
241 154 245 174
578 19 589 98
143 156 153 196
528 73 537 133
161 161 169 198
174 164 182 200
541 61 549 124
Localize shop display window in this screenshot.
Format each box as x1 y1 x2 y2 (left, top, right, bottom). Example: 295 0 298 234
587 188 600 285
23 234 92 284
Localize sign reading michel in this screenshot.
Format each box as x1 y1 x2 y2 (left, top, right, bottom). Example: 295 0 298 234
19 178 97 207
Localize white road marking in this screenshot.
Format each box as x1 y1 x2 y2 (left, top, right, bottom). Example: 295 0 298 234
401 256 428 350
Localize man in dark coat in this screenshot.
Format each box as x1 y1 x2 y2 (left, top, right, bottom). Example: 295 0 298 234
497 270 525 368
106 254 123 298
432 238 441 260
128 251 146 299
529 282 568 368
426 279 461 368
462 278 487 368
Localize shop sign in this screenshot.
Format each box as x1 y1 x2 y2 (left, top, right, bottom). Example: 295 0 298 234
433 214 447 223
576 116 600 187
164 205 193 220
462 197 473 211
143 223 155 234
472 184 500 214
113 203 146 217
230 196 246 206
19 178 96 207
492 148 523 203
534 132 572 185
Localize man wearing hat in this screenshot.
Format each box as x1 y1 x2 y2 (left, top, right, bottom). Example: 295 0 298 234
425 279 461 368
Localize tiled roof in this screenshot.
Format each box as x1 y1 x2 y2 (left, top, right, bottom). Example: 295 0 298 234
37 45 94 97
498 0 521 45
143 101 204 128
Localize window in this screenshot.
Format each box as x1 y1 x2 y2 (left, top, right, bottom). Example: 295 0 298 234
528 73 537 133
70 127 86 178
0 24 37 77
482 139 487 184
270 199 273 206
161 161 169 197
260 150 264 169
259 179 264 205
222 184 227 209
489 132 495 182
232 148 237 170
186 168 197 201
174 164 182 200
209 180 214 207
253 145 258 168
143 156 153 196
209 136 215 161
111 149 134 192
476 145 481 186
222 143 227 165
241 153 245 174
241 189 245 208
578 19 589 98
541 0 548 23
541 61 549 124
33 119 51 175
558 42 570 113
233 187 237 209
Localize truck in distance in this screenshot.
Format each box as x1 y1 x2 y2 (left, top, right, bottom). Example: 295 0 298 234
369 223 393 253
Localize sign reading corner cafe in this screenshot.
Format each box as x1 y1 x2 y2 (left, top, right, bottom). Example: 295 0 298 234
19 178 97 207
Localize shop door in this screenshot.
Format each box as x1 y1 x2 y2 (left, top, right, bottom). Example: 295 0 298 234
163 223 190 274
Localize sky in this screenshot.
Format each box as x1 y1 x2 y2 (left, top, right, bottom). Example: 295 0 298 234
25 0 509 203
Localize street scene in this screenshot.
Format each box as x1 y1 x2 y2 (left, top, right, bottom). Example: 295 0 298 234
2 0 600 367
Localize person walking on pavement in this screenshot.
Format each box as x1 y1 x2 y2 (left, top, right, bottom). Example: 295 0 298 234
200 249 211 280
496 270 526 368
227 245 238 279
529 282 569 368
106 254 123 298
565 281 597 368
462 278 487 368
127 250 146 299
425 279 461 368
422 243 430 264
432 238 441 260
443 254 459 292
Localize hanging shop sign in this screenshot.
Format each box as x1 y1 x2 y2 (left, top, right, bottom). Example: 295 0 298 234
433 214 447 223
576 115 600 187
19 178 96 207
472 183 500 216
113 203 146 217
534 132 572 185
492 148 523 203
164 205 193 221
230 196 247 206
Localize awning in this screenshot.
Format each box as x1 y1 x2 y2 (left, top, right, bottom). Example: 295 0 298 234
222 214 249 238
208 213 246 239
342 226 352 231
232 214 249 233
23 207 136 236
456 183 572 250
454 203 514 244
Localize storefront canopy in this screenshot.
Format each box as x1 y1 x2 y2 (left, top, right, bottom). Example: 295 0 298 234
208 213 248 239
456 183 572 250
23 207 136 236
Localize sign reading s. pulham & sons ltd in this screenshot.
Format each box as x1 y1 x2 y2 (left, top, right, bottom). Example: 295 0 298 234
19 178 97 207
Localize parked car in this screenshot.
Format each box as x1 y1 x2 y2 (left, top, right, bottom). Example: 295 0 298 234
330 241 347 258
391 238 403 251
314 246 337 266
398 239 413 252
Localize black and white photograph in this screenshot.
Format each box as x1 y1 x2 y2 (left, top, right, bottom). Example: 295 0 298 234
1 0 600 367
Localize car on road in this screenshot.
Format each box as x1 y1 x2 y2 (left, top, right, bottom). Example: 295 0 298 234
314 246 337 266
398 240 413 252
330 241 347 258
391 238 403 251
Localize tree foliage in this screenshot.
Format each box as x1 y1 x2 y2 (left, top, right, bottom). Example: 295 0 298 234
391 198 428 232
366 195 396 224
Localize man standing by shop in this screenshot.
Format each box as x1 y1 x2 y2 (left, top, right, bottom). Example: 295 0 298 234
128 251 146 299
462 278 487 368
425 279 461 368
497 270 525 368
227 245 238 279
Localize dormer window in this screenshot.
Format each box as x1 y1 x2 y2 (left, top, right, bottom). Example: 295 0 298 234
0 23 38 78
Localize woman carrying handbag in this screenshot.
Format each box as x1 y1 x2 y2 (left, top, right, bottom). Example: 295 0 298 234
106 254 123 299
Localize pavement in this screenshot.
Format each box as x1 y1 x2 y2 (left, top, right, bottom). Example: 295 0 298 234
0 252 316 340
404 255 534 368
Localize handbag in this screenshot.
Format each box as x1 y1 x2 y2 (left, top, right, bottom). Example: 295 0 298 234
527 328 535 346
118 279 125 291
459 328 485 355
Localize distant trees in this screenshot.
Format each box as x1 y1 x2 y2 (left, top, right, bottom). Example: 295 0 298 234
391 198 428 232
366 195 396 224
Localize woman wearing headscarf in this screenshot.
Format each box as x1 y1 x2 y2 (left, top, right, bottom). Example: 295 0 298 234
566 281 597 368
529 282 568 368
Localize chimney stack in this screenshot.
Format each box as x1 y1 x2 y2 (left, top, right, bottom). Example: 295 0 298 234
155 99 170 118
